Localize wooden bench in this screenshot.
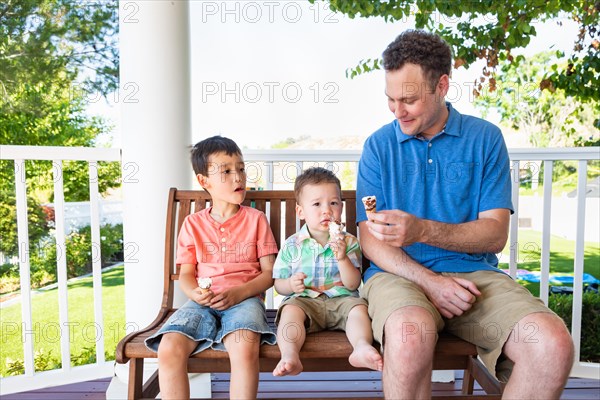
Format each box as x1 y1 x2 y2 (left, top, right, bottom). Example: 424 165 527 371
116 188 504 399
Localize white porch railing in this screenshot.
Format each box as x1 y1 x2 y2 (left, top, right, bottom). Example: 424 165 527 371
506 148 600 379
0 145 121 394
0 145 598 394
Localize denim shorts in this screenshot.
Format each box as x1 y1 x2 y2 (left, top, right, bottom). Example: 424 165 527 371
145 297 276 355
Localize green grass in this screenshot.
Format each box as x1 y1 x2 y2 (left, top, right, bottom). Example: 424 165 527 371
517 160 599 197
0 265 125 376
499 230 600 297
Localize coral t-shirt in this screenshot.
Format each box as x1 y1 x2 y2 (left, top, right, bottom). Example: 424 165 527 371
176 206 278 294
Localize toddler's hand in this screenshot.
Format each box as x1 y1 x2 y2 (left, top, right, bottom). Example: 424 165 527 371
329 234 347 261
290 272 306 294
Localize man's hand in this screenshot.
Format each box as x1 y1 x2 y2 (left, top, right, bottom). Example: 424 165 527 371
366 210 425 247
366 208 510 254
210 286 244 311
421 274 481 319
290 272 307 294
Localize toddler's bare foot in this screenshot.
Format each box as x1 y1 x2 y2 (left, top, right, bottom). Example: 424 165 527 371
273 357 303 376
349 344 383 371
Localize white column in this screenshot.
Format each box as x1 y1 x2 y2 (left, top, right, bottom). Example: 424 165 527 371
119 0 192 337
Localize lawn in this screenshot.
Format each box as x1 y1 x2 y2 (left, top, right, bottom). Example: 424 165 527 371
498 230 600 297
0 265 125 376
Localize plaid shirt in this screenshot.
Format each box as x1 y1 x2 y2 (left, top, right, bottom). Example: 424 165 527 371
273 224 362 298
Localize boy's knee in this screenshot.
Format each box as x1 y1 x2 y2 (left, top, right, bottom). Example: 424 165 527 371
281 304 306 319
226 332 260 361
277 305 308 334
348 304 368 317
158 334 193 360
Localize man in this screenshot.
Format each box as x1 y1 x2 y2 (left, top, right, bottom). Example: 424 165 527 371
357 30 574 399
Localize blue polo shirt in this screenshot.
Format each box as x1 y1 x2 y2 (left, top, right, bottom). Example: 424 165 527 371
357 103 513 280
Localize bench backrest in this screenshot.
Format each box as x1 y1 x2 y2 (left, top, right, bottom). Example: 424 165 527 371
161 188 363 309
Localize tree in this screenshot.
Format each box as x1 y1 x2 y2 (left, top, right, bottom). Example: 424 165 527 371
0 83 121 258
0 0 120 199
474 52 599 147
0 0 120 261
0 0 118 103
322 0 598 108
0 190 49 259
0 79 121 201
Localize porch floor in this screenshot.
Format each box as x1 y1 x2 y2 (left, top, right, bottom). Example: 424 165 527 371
3 371 599 399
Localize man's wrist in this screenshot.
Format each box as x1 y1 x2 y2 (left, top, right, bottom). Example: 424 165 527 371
420 218 433 244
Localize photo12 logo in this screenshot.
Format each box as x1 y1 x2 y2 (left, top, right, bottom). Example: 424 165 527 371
201 81 340 104
200 1 339 24
1 322 140 344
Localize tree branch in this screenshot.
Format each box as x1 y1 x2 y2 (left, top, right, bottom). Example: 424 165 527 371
1 52 26 60
0 1 13 22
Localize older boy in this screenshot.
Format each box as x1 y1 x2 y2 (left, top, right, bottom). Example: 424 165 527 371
145 136 277 400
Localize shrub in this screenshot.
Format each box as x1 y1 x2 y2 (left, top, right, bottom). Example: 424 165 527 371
71 345 97 366
0 263 21 294
0 275 20 294
548 291 600 363
31 223 123 280
0 190 50 259
4 347 114 376
5 349 61 376
0 263 18 277
80 223 124 265
0 223 124 295
4 358 24 376
1 251 54 292
34 349 62 372
65 229 93 277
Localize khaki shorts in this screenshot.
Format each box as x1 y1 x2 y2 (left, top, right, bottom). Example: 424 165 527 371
276 294 368 333
361 270 555 381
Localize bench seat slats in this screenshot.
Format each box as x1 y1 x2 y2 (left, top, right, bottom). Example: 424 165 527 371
120 309 477 367
115 188 503 399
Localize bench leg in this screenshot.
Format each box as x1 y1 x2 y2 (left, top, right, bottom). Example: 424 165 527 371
128 358 144 399
127 358 161 400
466 356 503 396
142 369 160 399
461 367 475 395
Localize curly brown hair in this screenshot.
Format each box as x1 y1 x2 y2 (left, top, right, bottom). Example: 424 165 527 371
382 30 452 89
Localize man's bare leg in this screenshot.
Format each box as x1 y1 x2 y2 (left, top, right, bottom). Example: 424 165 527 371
382 306 437 399
502 312 574 399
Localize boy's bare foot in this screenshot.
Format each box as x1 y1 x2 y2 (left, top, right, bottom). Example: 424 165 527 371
349 344 383 371
273 357 303 376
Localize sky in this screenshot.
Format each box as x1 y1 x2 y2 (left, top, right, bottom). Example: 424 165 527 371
93 1 579 149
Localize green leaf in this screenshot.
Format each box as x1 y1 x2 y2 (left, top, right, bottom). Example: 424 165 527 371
335 0 598 108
